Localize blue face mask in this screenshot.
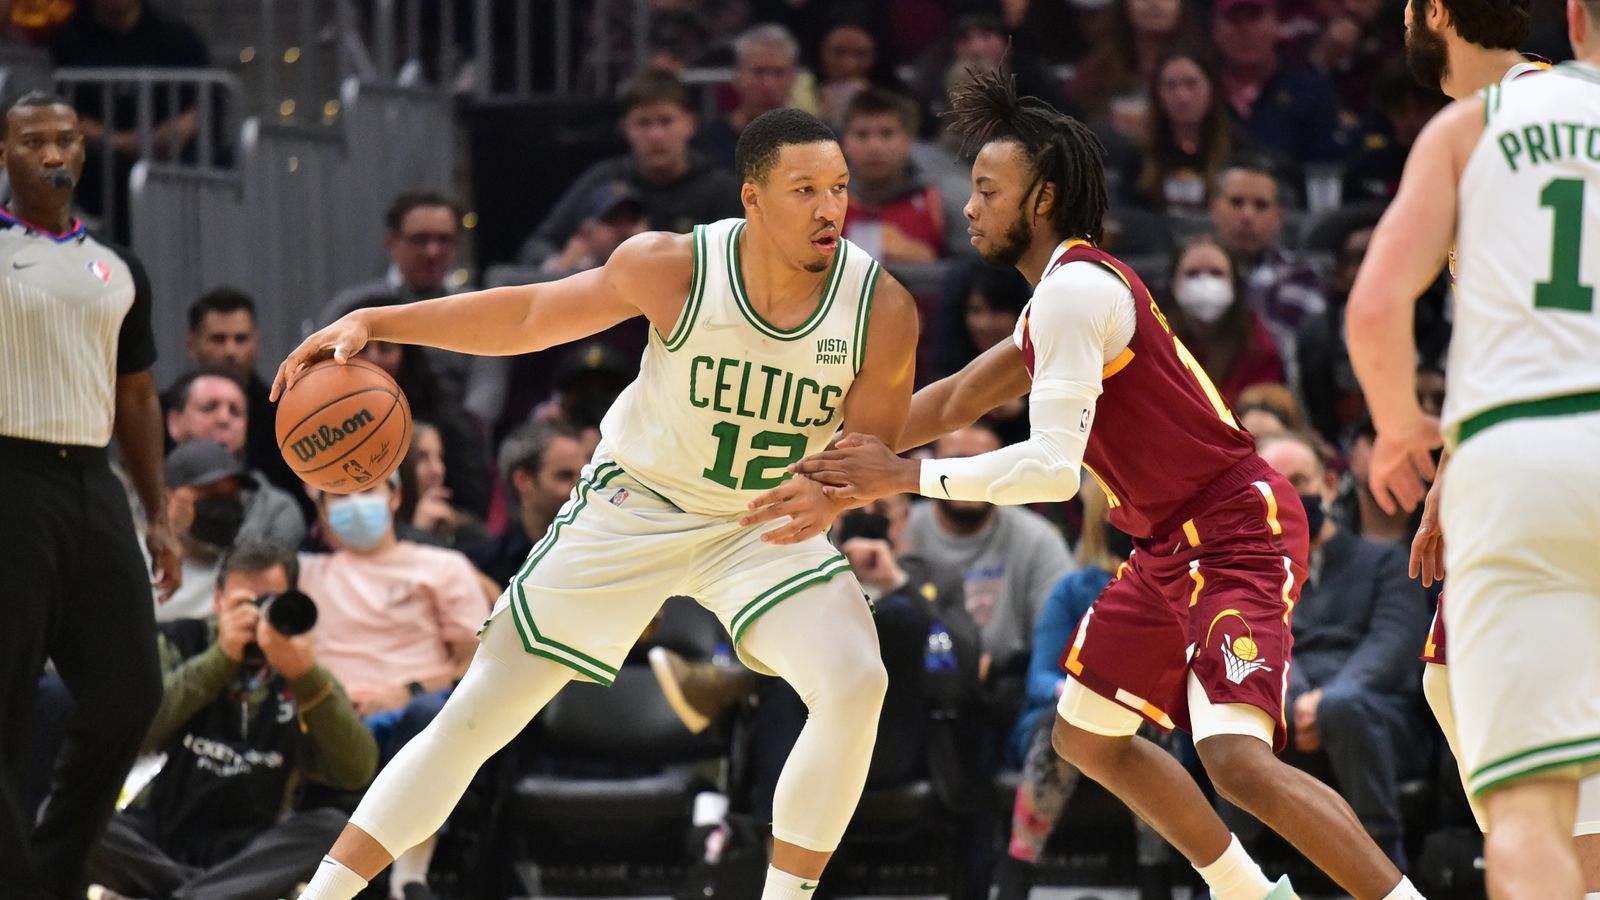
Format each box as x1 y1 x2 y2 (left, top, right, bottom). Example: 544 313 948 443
327 493 391 551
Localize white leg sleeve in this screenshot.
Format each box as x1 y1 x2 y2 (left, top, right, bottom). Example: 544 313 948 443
348 614 574 856
1056 677 1142 737
1577 776 1600 836
1424 661 1489 832
738 576 887 853
1187 671 1274 747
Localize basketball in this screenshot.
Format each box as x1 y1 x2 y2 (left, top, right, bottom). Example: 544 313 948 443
274 358 412 494
1231 635 1259 662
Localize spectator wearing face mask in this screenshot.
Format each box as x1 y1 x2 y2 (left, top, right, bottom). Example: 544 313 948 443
158 441 261 621
164 368 307 551
296 475 495 900
1163 234 1284 406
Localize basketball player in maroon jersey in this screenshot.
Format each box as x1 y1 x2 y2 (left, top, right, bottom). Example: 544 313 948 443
745 70 1423 900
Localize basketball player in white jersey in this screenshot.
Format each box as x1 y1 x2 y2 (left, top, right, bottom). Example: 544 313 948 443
1403 0 1600 890
1349 1 1600 894
272 108 919 900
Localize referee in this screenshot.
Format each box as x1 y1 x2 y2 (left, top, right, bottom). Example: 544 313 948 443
0 92 177 899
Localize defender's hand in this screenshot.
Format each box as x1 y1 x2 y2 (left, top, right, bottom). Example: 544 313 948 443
787 433 919 503
1409 471 1447 587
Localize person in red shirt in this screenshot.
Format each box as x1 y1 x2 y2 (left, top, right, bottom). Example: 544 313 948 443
746 69 1420 900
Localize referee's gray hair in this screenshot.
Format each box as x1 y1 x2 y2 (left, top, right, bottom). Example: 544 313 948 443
734 24 799 65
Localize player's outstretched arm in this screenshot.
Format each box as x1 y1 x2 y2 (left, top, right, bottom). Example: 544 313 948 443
896 338 1032 452
1348 96 1478 512
272 232 691 399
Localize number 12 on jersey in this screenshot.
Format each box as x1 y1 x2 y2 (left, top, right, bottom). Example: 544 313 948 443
702 422 808 490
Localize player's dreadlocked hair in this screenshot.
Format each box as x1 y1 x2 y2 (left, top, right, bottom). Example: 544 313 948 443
945 67 1108 245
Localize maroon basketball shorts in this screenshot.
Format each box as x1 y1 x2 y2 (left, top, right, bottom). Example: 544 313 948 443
1060 468 1310 752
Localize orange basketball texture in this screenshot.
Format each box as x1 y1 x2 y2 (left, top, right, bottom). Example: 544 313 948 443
275 358 412 494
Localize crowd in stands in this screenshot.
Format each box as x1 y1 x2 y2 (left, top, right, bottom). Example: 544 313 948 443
17 0 1518 897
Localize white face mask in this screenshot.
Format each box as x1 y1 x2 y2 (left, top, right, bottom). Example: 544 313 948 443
1175 274 1234 324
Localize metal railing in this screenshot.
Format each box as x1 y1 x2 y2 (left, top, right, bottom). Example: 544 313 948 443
54 67 242 238
129 75 455 385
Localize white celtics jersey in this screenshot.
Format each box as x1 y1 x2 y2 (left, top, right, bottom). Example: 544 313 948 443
597 218 882 516
1448 61 1600 444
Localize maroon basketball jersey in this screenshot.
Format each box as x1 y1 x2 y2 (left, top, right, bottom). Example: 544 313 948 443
1019 242 1257 538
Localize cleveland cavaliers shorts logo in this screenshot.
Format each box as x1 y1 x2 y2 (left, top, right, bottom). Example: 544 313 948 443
1207 609 1273 684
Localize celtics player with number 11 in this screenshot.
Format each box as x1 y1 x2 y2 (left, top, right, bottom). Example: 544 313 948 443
1350 0 1600 895
272 108 918 900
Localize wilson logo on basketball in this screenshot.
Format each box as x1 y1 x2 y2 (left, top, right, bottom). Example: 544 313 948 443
289 408 377 463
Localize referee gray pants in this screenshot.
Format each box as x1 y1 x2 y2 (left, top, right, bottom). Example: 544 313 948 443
0 435 162 900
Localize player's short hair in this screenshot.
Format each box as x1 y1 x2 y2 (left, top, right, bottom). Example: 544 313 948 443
1420 0 1529 50
733 23 799 65
944 67 1108 245
498 420 585 490
734 108 838 184
843 87 919 135
164 365 247 412
384 190 462 233
187 286 258 332
618 67 692 114
216 540 300 592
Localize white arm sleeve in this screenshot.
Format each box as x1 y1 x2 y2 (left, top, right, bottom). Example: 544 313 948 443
919 262 1136 505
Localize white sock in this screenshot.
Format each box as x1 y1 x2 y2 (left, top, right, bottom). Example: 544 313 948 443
1380 875 1423 899
390 833 438 896
1583 893 1600 899
1193 834 1274 900
761 864 820 899
299 855 368 900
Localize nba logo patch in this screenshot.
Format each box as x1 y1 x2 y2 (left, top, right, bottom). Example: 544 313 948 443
1079 408 1091 432
610 487 630 506
87 260 111 283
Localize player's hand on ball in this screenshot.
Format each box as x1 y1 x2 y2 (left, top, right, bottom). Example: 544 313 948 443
741 475 842 544
787 433 919 502
1409 455 1448 587
270 312 372 401
1368 416 1441 515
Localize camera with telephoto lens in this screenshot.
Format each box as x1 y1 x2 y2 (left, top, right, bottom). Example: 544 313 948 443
240 590 317 668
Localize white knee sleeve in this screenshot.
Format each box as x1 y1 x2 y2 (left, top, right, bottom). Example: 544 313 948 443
1187 672 1274 747
1578 776 1600 836
1425 662 1489 832
349 614 573 856
739 577 885 853
1056 677 1143 737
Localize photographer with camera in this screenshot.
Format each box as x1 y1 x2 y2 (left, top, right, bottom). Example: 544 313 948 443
86 542 377 900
